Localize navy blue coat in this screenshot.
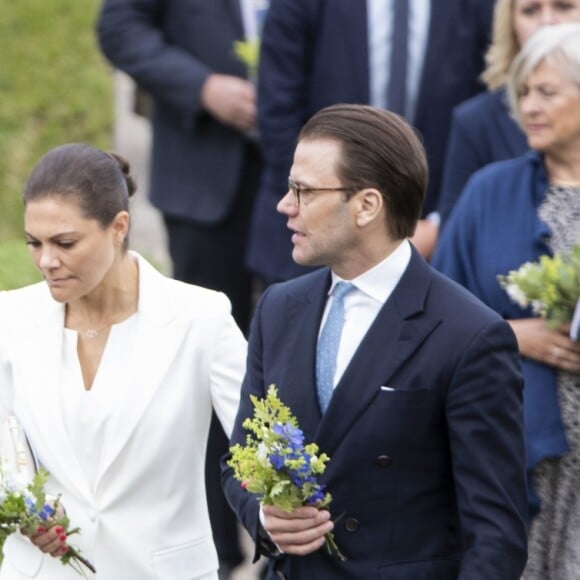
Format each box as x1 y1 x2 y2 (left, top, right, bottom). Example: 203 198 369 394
223 248 528 579
245 0 494 281
438 89 528 226
98 0 254 225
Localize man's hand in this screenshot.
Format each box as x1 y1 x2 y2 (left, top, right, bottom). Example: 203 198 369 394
262 504 334 556
200 74 257 133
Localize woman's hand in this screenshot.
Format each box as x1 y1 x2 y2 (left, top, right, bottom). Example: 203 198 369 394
29 523 69 558
508 318 580 372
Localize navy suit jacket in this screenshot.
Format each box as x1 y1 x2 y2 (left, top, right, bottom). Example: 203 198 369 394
224 248 528 579
438 89 529 226
98 0 254 225
245 0 494 281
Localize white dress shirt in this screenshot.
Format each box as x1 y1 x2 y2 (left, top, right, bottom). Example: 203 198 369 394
239 0 269 40
367 0 431 122
320 240 412 388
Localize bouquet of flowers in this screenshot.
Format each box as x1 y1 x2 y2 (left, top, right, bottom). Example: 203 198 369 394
228 385 345 560
498 244 580 332
0 417 95 577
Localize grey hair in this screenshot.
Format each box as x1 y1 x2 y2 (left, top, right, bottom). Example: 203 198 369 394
508 22 580 127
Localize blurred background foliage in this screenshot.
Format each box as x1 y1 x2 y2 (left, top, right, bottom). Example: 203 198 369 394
0 0 113 289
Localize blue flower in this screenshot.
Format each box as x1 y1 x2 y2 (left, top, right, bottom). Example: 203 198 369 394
39 503 55 521
307 486 326 505
269 453 285 471
272 423 304 448
24 496 36 514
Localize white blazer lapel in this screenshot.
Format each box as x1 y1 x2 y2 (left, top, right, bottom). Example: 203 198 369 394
94 255 190 485
12 294 92 502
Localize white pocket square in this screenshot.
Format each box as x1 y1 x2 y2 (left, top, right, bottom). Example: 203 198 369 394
380 385 396 392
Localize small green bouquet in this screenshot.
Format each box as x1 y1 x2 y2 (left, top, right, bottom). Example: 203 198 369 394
0 468 96 576
228 385 345 560
232 39 260 81
498 244 580 330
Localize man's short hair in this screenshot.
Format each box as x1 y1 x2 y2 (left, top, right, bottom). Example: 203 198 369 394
299 104 428 239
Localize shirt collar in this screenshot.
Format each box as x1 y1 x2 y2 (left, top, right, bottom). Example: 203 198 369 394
329 239 412 303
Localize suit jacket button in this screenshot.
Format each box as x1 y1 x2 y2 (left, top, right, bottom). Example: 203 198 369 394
376 454 392 468
344 517 359 532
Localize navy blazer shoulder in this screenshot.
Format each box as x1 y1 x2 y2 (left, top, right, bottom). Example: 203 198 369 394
439 88 528 225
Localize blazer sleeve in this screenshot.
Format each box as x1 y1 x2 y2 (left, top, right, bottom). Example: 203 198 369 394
221 289 276 563
446 318 527 578
0 292 14 416
438 104 489 226
97 0 211 124
208 300 248 439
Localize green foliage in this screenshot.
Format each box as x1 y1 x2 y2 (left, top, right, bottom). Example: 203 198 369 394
228 385 345 560
0 239 42 290
0 0 113 243
232 39 260 81
498 245 580 327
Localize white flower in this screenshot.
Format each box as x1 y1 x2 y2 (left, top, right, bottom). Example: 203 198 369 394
256 443 269 466
531 300 545 315
505 283 530 309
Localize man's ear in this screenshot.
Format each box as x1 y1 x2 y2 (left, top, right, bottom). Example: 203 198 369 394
354 188 384 227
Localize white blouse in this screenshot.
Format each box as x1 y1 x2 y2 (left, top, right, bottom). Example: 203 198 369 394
60 314 139 488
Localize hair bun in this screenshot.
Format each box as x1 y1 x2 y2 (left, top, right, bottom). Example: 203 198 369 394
108 151 137 198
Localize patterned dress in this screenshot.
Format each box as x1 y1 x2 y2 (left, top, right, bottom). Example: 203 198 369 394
523 183 580 580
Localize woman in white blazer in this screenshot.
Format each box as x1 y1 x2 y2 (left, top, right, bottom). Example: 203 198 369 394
0 144 247 579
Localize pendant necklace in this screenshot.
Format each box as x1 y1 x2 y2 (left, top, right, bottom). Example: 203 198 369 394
83 323 112 339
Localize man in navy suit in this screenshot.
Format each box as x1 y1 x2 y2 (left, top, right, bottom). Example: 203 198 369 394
245 0 495 280
224 105 528 579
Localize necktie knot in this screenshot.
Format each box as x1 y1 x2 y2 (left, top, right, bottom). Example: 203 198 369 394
316 282 356 413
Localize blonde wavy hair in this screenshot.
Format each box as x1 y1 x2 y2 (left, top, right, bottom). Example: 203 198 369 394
481 0 521 90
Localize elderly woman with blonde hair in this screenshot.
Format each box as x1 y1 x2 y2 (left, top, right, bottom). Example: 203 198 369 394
433 22 580 579
437 0 580 226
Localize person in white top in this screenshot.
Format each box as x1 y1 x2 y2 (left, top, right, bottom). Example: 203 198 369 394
0 143 246 580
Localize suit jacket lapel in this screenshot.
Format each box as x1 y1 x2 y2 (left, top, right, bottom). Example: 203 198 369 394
415 0 455 117
276 271 330 442
316 251 440 457
493 89 528 157
227 0 244 38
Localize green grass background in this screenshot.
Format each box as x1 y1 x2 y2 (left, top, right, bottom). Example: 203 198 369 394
0 0 113 289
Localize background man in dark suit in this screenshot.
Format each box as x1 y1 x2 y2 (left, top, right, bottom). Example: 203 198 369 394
98 2 265 577
245 0 495 281
224 104 528 579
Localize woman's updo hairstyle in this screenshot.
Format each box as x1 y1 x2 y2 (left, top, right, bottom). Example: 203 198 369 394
24 143 136 236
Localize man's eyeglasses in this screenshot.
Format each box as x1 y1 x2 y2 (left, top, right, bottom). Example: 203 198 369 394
287 176 357 205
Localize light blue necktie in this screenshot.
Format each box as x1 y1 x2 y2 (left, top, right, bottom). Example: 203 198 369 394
316 282 355 413
387 0 409 117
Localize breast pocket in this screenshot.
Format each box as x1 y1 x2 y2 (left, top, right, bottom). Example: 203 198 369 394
152 536 218 580
378 388 431 409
